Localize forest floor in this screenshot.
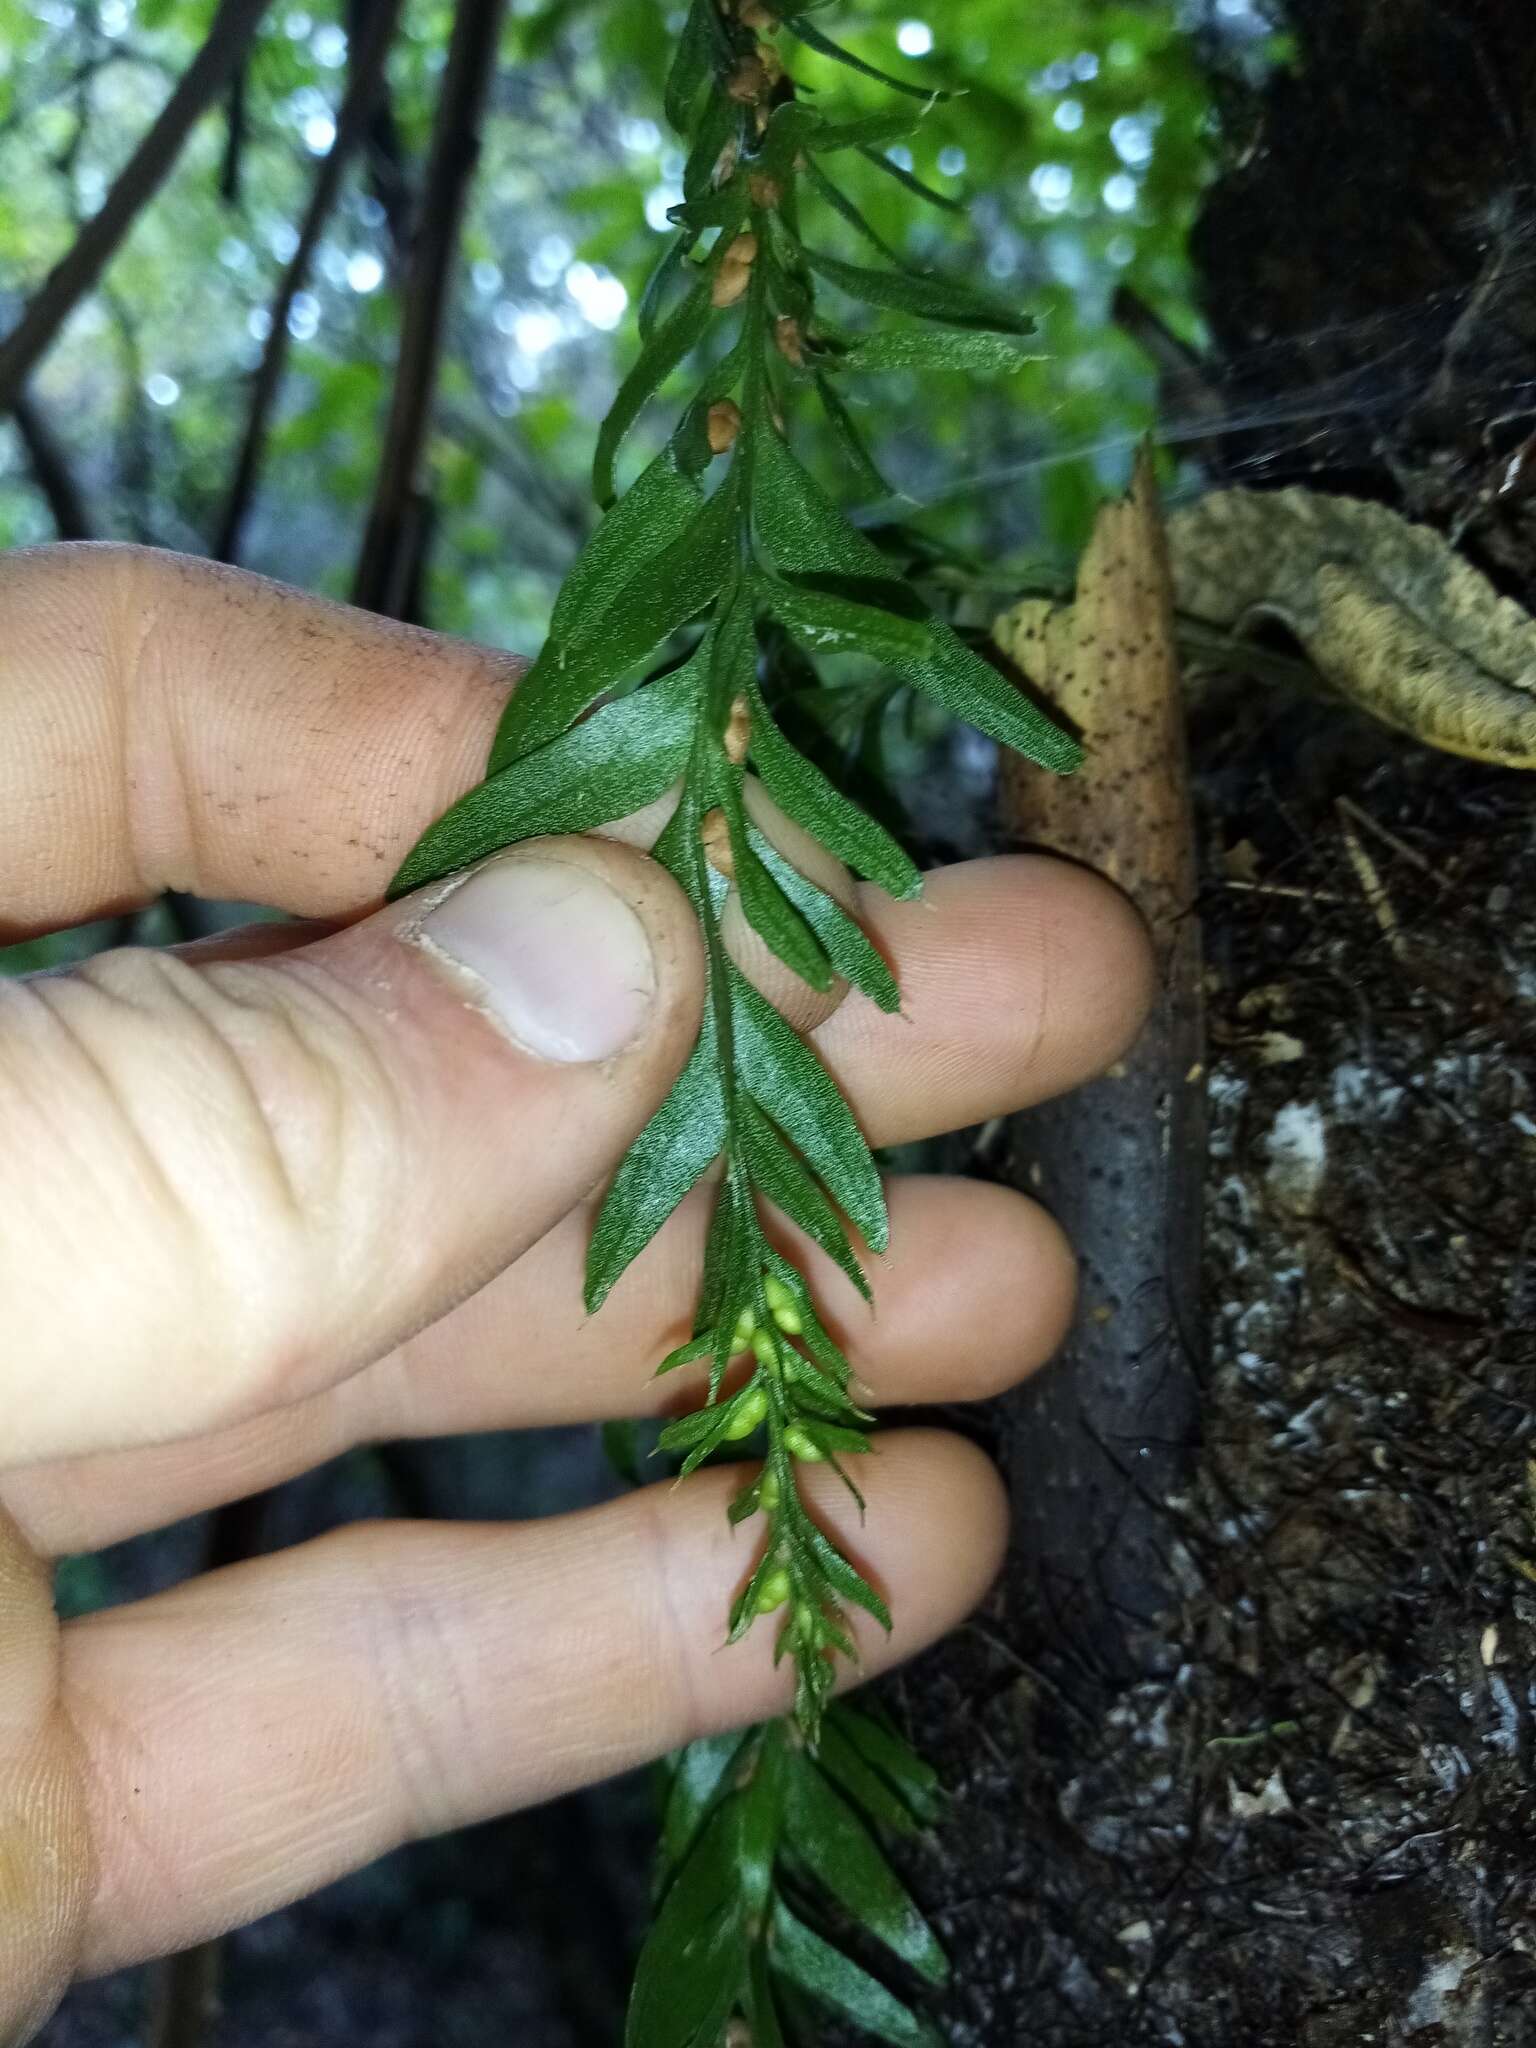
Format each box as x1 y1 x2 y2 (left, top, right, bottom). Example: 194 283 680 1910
892 690 1536 2048
44 690 1536 2048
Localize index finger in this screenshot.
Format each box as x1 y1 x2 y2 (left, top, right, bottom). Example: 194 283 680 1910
0 543 518 937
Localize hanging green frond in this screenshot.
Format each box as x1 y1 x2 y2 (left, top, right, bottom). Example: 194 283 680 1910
388 9 1079 2041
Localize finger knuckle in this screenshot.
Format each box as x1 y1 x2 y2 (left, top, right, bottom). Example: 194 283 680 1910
0 949 404 1429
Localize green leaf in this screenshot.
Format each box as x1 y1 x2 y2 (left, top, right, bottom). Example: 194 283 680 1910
737 1726 786 1911
627 1800 746 2048
814 370 898 505
802 1517 892 1630
746 1940 788 2048
769 1904 943 2048
658 1730 754 1879
722 789 834 995
587 1008 726 1310
745 681 920 900
638 232 695 341
773 584 1081 773
784 1765 946 1983
801 243 1033 334
859 143 966 213
655 1331 714 1378
814 1718 922 1837
683 90 737 203
809 110 924 155
752 420 895 581
806 160 907 268
730 965 888 1253
548 445 702 650
664 0 715 133
390 657 698 895
830 1702 944 1827
783 16 950 102
885 618 1082 772
766 579 932 663
833 330 1040 374
594 283 715 506
492 475 738 770
747 827 900 1011
738 1096 869 1300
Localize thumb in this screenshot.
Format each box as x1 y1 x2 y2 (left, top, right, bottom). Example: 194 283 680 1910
0 838 703 1469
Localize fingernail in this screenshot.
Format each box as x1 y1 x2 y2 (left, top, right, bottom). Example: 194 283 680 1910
415 856 657 1063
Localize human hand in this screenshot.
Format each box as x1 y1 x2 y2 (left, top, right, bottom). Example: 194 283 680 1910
0 543 1152 2037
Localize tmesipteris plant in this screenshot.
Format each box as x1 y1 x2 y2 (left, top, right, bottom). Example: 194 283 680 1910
391 5 1079 2040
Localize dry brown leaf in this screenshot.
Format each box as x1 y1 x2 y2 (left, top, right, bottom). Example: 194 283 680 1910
1166 487 1536 769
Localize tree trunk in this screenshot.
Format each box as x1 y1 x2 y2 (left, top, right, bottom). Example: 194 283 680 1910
890 10 1536 2041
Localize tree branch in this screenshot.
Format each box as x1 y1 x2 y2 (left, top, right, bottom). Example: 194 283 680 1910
0 0 276 413
213 0 407 564
351 0 507 617
9 392 94 538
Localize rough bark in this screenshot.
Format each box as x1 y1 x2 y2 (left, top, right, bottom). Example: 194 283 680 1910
992 451 1204 1681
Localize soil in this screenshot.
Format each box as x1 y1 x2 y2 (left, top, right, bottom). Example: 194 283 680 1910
889 689 1536 2048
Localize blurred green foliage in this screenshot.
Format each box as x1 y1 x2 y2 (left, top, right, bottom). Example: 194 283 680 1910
0 0 1239 657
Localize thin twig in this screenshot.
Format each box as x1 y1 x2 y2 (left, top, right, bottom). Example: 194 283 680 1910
1334 792 1436 877
0 0 276 411
1336 799 1409 960
351 0 508 617
213 0 407 563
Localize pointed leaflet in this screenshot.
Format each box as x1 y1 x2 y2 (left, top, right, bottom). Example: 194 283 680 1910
800 1515 892 1629
658 1730 754 1877
784 1764 947 1983
801 242 1033 334
548 444 700 648
752 433 1075 772
738 1096 869 1300
586 1001 726 1311
770 582 1082 772
626 1798 746 2048
730 964 888 1253
833 330 1040 374
745 679 919 899
813 1718 924 1838
752 415 902 583
830 1702 944 1826
859 144 965 213
720 780 834 994
638 231 694 341
808 110 923 155
491 472 738 771
748 826 900 1012
593 282 715 507
390 657 699 895
663 0 715 133
805 160 907 268
782 15 951 102
486 445 701 772
745 1942 787 2048
769 1905 943 2048
814 368 897 503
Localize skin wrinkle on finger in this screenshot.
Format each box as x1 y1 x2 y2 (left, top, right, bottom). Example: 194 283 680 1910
0 545 518 934
56 1431 1004 1975
0 1509 92 2035
0 1176 1078 1557
0 837 706 1471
